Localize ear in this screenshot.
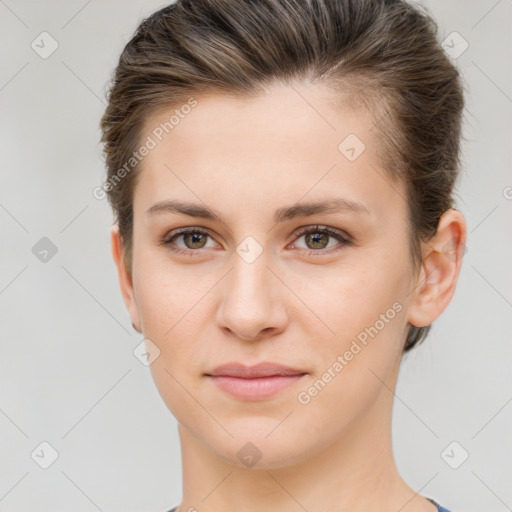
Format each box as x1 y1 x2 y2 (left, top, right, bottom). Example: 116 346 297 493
110 224 142 333
407 208 467 328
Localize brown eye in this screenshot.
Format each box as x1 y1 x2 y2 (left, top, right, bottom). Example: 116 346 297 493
304 231 330 250
292 225 352 255
162 228 217 256
182 232 208 249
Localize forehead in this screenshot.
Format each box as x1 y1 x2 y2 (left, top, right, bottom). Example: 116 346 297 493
134 82 407 223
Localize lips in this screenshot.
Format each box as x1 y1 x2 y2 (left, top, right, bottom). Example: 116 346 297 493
205 361 307 378
205 362 308 400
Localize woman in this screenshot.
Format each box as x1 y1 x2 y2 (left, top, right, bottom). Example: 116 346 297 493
100 0 467 511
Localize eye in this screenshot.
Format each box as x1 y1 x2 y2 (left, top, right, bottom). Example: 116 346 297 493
161 227 218 256
160 225 352 257
290 225 352 256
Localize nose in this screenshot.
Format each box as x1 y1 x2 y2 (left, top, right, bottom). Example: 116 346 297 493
215 248 289 342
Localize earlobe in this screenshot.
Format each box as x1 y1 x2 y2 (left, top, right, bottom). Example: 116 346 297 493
407 209 467 328
110 225 142 333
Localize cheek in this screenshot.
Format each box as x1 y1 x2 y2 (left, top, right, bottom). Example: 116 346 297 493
295 262 401 336
133 250 203 335
296 263 408 382
294 294 407 433
293 352 390 446
133 254 212 379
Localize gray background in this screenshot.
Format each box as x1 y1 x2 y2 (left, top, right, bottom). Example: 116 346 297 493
0 0 511 511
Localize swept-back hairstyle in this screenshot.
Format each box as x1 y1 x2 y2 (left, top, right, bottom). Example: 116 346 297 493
99 0 465 352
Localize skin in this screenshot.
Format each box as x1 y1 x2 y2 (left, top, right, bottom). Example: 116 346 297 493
111 81 466 512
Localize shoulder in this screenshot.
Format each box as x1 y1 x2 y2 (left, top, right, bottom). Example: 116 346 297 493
428 497 457 512
166 503 458 512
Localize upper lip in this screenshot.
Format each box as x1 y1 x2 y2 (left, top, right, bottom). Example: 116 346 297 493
205 362 307 378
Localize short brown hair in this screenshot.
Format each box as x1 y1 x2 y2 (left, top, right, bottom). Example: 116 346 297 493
99 0 466 352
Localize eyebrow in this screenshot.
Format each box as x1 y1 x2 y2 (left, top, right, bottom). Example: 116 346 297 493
146 197 370 224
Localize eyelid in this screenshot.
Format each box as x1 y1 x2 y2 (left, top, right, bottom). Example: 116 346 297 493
162 226 214 242
292 224 352 243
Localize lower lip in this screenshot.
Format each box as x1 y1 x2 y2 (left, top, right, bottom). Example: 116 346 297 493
206 374 306 400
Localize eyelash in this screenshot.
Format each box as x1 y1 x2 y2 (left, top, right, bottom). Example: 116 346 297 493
160 225 352 257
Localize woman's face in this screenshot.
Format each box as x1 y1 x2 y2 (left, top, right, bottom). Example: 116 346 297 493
117 82 423 468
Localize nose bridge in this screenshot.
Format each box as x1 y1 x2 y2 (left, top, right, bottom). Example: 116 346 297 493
217 237 287 339
229 240 273 307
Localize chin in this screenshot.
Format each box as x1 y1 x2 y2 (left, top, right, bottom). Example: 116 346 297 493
198 421 321 470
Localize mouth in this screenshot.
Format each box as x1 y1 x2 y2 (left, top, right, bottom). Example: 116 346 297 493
204 362 308 401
